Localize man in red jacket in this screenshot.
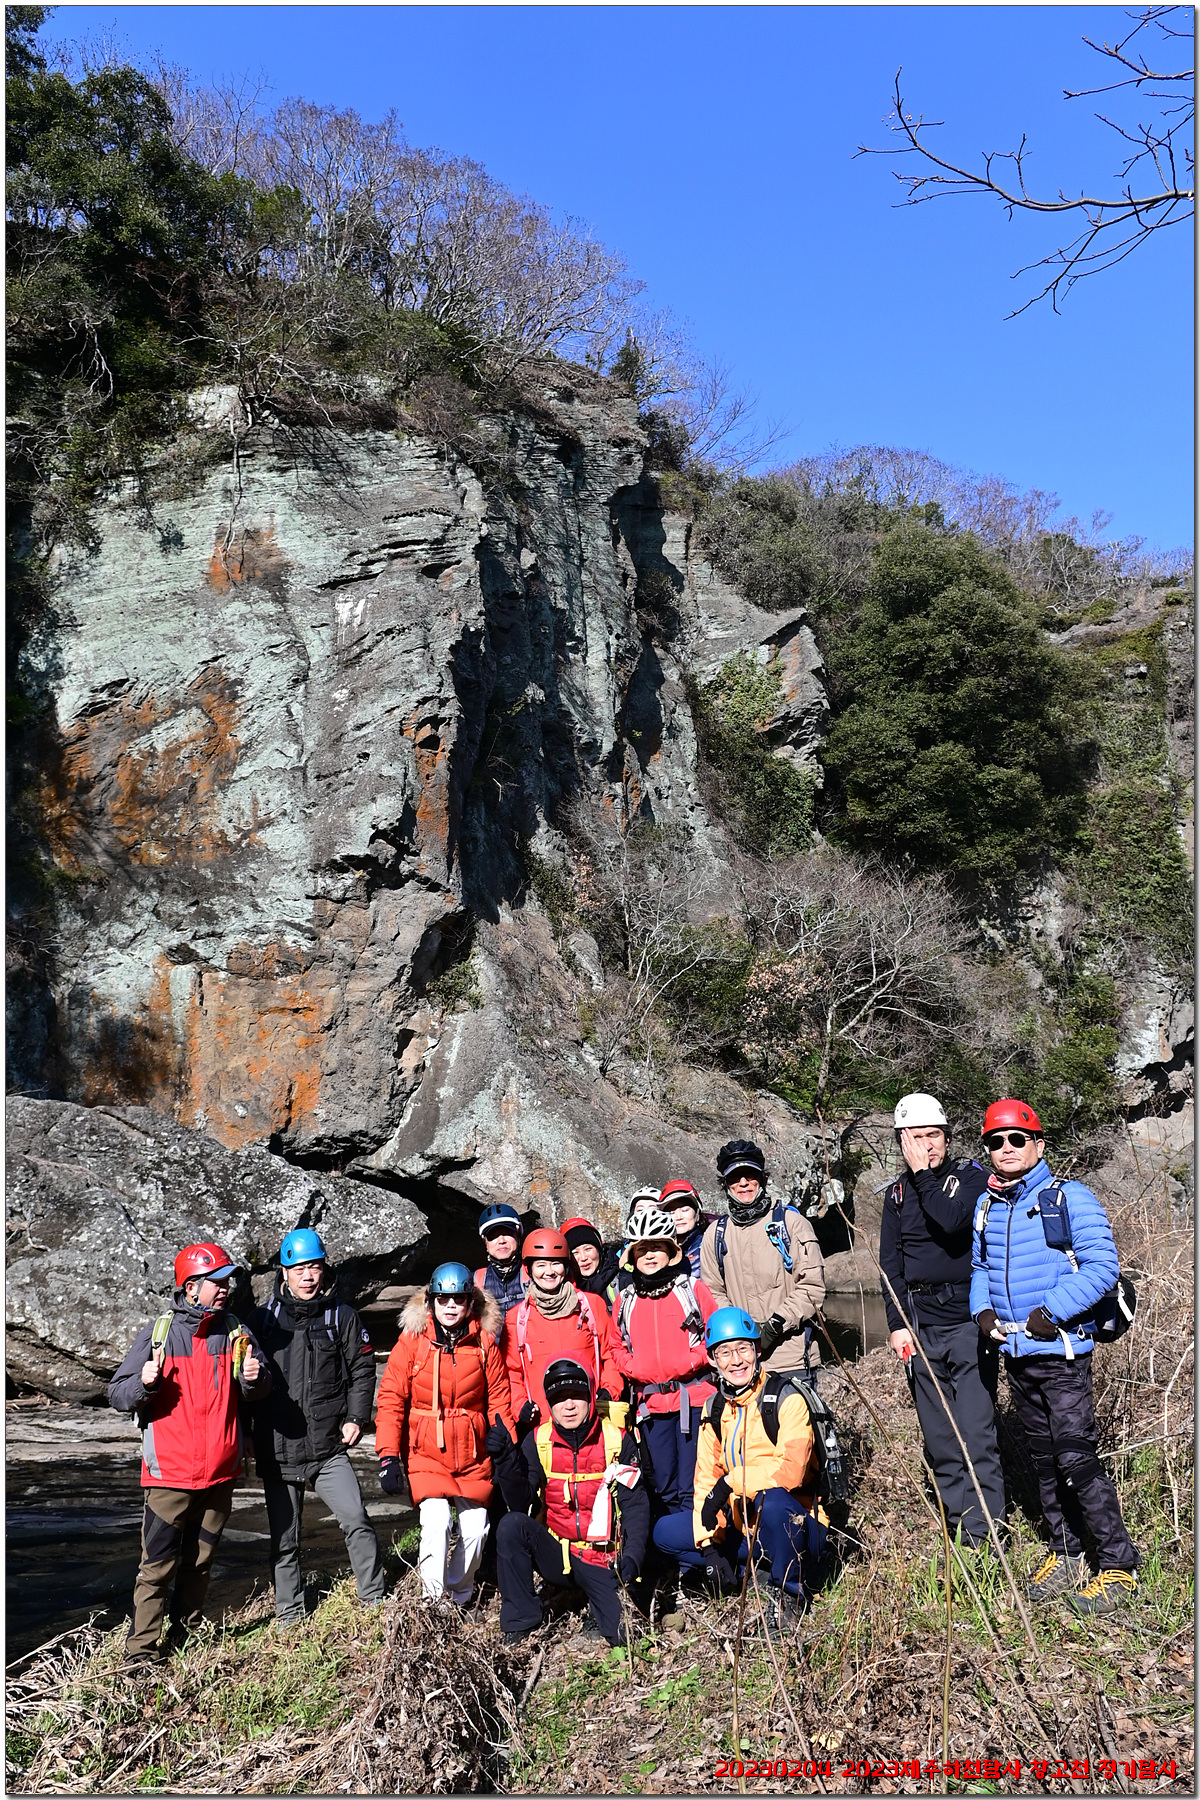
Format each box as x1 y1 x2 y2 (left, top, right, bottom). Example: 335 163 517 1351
108 1241 271 1666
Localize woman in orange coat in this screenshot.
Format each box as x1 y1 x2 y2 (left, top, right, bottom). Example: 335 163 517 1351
502 1228 624 1427
376 1263 514 1604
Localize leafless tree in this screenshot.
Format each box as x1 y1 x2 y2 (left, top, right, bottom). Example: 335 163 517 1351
861 6 1194 312
739 850 969 1108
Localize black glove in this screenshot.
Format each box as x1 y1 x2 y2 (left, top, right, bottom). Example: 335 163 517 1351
703 1549 739 1595
701 1476 732 1533
516 1399 539 1440
596 1388 612 1405
757 1315 785 1360
975 1308 1000 1338
1025 1305 1058 1341
616 1554 640 1586
378 1457 405 1496
486 1414 516 1459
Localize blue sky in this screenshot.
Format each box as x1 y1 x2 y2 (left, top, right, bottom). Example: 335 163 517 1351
43 5 1194 548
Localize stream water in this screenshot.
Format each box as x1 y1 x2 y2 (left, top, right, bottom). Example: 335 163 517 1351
5 1289 888 1663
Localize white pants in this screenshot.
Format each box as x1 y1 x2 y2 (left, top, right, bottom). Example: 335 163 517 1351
417 1497 490 1604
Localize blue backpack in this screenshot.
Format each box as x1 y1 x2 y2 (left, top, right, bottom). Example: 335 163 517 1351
975 1183 1136 1342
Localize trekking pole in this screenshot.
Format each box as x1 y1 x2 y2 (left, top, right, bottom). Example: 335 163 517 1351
730 1499 763 1800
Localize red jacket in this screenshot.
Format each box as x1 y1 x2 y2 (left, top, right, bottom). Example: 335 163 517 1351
107 1301 270 1490
610 1263 718 1416
502 1287 624 1419
375 1289 513 1504
537 1414 629 1568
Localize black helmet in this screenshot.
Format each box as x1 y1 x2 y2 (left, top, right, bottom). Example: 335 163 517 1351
542 1357 594 1406
717 1139 767 1185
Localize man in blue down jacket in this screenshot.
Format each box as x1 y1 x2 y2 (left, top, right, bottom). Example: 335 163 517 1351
971 1099 1139 1614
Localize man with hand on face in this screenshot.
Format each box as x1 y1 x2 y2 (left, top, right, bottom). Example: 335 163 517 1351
108 1242 271 1667
250 1229 386 1629
972 1101 1139 1614
879 1093 1005 1548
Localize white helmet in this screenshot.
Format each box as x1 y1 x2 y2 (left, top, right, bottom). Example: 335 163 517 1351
894 1092 948 1130
626 1187 661 1223
625 1205 678 1248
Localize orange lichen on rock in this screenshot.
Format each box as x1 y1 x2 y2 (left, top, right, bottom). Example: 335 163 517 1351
174 959 329 1150
206 524 288 594
47 666 257 871
404 706 452 865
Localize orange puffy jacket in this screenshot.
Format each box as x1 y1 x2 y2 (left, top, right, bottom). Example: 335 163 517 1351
375 1289 514 1505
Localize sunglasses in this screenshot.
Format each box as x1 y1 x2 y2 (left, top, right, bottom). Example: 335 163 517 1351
983 1130 1035 1150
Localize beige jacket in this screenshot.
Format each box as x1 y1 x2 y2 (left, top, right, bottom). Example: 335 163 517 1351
699 1204 826 1372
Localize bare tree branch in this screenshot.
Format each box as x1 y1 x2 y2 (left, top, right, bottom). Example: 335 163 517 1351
859 6 1194 312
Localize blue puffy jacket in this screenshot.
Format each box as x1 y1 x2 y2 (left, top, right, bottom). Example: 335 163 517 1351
969 1158 1118 1359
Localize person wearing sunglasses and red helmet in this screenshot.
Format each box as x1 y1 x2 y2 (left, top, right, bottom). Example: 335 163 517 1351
107 1241 271 1667
971 1100 1139 1614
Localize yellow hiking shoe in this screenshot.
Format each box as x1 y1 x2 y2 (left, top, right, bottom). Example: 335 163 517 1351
1070 1569 1138 1615
1028 1550 1088 1599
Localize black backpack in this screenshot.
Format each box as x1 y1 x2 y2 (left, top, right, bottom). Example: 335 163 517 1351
703 1372 850 1506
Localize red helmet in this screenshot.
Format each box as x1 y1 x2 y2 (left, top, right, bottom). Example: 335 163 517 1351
522 1227 569 1263
559 1217 595 1238
175 1242 237 1286
659 1179 702 1212
981 1099 1043 1138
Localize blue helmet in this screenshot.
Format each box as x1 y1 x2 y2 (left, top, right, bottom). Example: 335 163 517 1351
281 1228 326 1267
705 1306 760 1351
429 1261 474 1297
479 1202 522 1240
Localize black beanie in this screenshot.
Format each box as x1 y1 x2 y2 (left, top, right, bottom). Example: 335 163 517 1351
563 1221 603 1257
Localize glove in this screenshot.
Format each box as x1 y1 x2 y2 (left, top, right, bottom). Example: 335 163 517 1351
596 1388 612 1405
975 1308 1003 1340
700 1476 732 1533
486 1414 516 1459
516 1400 539 1439
703 1549 739 1594
616 1554 640 1586
378 1457 405 1496
756 1315 785 1359
1025 1305 1059 1341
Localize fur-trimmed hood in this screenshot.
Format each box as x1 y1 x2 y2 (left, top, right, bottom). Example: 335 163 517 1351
400 1283 502 1342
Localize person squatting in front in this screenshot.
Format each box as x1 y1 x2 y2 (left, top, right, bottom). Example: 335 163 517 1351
879 1093 1005 1547
700 1140 825 1375
474 1202 527 1319
249 1229 386 1629
971 1099 1140 1614
609 1205 717 1552
502 1228 623 1433
107 1242 271 1666
375 1262 514 1605
659 1308 827 1626
488 1356 649 1646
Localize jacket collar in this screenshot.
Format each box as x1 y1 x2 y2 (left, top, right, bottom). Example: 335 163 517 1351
988 1157 1052 1204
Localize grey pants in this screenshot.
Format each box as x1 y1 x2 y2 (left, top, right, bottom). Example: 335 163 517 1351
263 1450 386 1622
909 1314 1006 1544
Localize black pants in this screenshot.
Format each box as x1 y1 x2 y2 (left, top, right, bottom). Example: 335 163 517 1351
909 1313 1005 1543
1005 1353 1137 1572
495 1511 624 1642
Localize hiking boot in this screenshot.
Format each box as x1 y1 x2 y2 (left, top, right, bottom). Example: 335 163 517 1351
501 1624 540 1644
1028 1551 1088 1600
119 1649 164 1675
1070 1569 1138 1615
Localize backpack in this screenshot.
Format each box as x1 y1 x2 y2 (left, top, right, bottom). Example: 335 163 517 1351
614 1270 706 1354
713 1195 804 1282
152 1309 250 1370
974 1183 1136 1343
703 1371 850 1506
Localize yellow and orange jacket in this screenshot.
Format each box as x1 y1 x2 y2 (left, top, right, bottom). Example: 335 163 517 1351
692 1371 823 1547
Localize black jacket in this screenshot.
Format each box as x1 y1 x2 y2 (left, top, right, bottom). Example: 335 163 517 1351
878 1159 989 1333
250 1273 376 1483
491 1415 650 1573
576 1245 621 1311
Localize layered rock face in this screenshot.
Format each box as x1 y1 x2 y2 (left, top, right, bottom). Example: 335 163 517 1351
6 1097 429 1399
11 373 829 1257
